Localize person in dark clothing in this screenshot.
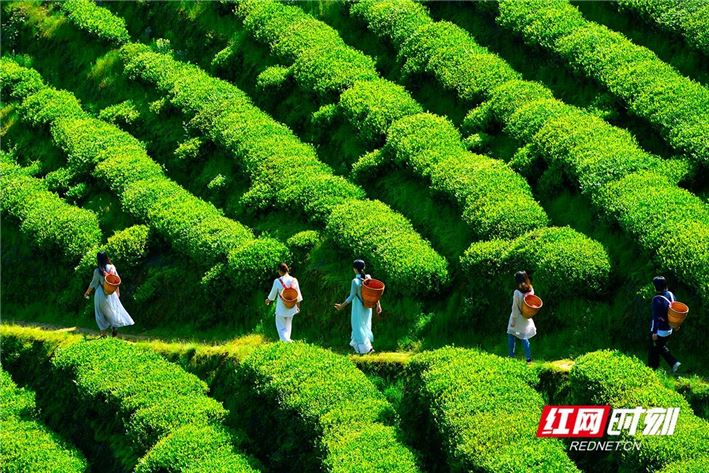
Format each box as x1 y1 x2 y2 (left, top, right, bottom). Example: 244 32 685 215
648 276 681 373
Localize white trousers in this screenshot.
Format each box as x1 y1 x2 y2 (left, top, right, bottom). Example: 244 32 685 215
275 315 293 342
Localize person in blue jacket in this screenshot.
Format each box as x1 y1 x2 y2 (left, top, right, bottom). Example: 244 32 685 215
648 276 681 373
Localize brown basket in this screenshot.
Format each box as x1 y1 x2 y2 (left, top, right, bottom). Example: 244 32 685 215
668 301 689 329
521 294 542 319
362 279 385 309
103 273 121 296
280 287 299 309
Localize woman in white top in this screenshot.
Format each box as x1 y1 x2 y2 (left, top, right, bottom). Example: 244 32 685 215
507 271 536 363
265 263 303 342
83 251 134 337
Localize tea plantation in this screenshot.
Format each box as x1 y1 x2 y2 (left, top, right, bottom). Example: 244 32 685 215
1 1 708 471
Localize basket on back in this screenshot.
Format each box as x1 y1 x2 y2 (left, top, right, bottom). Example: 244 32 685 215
279 278 299 309
521 294 543 319
668 301 689 329
361 279 385 308
103 273 121 296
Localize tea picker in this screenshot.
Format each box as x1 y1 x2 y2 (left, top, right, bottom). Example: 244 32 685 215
265 263 303 342
83 251 134 337
648 276 687 373
507 271 541 364
335 259 384 355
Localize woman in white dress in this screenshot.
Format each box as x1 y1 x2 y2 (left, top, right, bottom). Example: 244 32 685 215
265 263 303 342
507 270 536 363
83 251 134 337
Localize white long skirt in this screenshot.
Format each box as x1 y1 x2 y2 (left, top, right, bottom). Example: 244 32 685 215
94 287 134 331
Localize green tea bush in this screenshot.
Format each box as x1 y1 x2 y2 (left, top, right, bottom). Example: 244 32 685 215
0 369 88 473
384 113 548 239
236 342 420 472
569 351 709 471
0 326 257 472
461 226 610 297
4 59 286 287
495 0 708 165
659 456 709 473
615 0 709 55
403 347 578 472
233 0 614 283
235 1 546 237
76 224 151 273
0 160 102 261
327 200 448 292
118 43 448 294
596 172 709 302
135 424 256 473
339 79 423 144
350 0 709 303
675 376 709 420
59 0 130 45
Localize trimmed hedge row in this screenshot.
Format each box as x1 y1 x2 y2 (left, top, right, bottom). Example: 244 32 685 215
493 0 708 165
236 342 420 472
383 112 548 239
350 0 709 303
232 0 613 294
403 347 578 472
596 171 709 301
117 43 448 293
136 337 419 472
569 351 709 472
234 0 547 240
76 224 151 273
461 226 610 298
0 369 88 473
59 0 130 45
0 325 257 473
615 0 709 55
2 58 288 287
0 159 102 261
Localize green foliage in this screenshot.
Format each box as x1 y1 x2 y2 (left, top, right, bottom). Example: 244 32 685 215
569 350 709 471
237 0 378 98
173 137 202 162
235 1 583 259
0 326 256 472
5 59 286 288
98 99 140 126
0 369 88 473
675 376 709 420
0 160 102 261
339 79 423 144
403 347 577 472
384 113 548 239
495 0 708 165
350 0 708 304
255 65 291 91
135 424 256 473
76 224 151 273
659 456 709 473
326 200 449 292
596 171 709 302
615 0 709 55
462 226 610 298
59 0 130 45
236 342 420 472
351 149 387 181
674 376 709 420
118 42 448 294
